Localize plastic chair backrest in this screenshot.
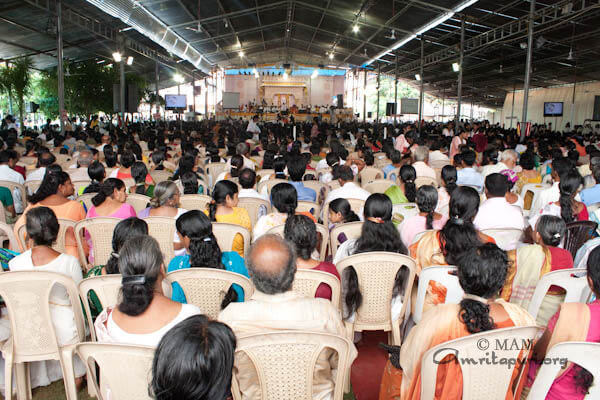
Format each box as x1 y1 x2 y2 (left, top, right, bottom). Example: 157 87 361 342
521 183 548 212
0 221 19 251
24 180 42 195
256 169 275 180
266 223 329 261
72 180 92 195
392 203 419 224
414 176 438 189
257 178 287 195
587 202 600 213
330 221 363 258
167 268 254 319
149 169 171 183
231 331 356 400
302 181 329 206
527 342 600 399
292 269 341 308
125 193 151 213
336 252 416 345
75 217 121 268
212 222 251 257
145 216 177 263
76 342 154 400
237 197 271 226
0 180 27 209
420 326 541 400
412 266 463 323
564 221 598 259
481 228 524 251
527 268 592 320
206 162 228 186
297 200 320 219
430 160 450 169
77 193 95 212
364 180 394 194
359 167 384 187
179 194 212 211
78 275 122 341
0 271 85 361
386 168 400 182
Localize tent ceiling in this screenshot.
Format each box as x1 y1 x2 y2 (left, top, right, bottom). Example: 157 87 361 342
0 0 599 107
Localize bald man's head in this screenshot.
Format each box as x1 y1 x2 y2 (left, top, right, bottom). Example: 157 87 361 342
247 234 296 294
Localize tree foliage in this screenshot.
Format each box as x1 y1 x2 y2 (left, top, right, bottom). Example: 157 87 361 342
0 57 34 125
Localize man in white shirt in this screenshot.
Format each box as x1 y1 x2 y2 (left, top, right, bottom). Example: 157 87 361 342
68 150 93 182
530 157 572 217
238 169 269 203
474 173 526 236
0 151 24 213
26 151 56 182
324 165 370 205
429 142 450 164
246 116 261 141
481 149 518 180
412 146 437 180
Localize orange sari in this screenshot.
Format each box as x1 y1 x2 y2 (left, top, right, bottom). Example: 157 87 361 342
379 300 536 400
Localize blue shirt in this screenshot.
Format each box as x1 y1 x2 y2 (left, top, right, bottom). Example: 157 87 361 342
580 184 600 206
383 164 397 180
457 167 484 192
289 181 317 202
167 252 249 303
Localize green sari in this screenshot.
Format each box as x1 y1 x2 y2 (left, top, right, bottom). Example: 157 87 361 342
384 185 408 205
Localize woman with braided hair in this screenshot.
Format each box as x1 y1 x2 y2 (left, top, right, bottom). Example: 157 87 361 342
399 185 448 247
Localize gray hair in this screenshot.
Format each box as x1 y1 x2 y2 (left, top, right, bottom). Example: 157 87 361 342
246 234 297 295
500 149 518 163
414 145 429 162
150 181 179 208
78 150 93 166
236 142 249 156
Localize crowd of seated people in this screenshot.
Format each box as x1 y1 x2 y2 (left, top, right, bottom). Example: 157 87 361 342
1 114 600 399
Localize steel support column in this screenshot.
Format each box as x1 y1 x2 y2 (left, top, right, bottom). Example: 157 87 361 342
521 0 536 141
376 63 380 123
363 70 367 123
455 17 465 134
120 54 125 125
394 53 398 125
419 35 424 133
57 0 65 135
155 61 159 118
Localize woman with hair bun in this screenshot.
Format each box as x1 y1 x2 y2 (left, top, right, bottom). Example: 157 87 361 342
168 210 248 307
87 178 136 219
94 235 201 346
502 215 573 326
379 243 535 400
384 165 417 205
14 168 85 258
9 206 88 388
400 185 448 247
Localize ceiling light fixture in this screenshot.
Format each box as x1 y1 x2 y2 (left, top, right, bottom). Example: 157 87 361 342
353 25 359 33
364 0 479 66
126 56 133 65
283 71 289 80
311 69 319 79
452 62 460 72
329 53 334 60
112 52 122 62
415 73 421 81
239 50 244 57
174 73 185 83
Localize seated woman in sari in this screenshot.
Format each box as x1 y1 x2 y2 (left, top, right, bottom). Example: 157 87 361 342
384 165 416 205
409 186 495 311
501 215 572 326
379 244 536 400
524 245 600 399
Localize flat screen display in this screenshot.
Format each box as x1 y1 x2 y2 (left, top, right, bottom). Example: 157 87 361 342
544 102 563 116
165 94 187 110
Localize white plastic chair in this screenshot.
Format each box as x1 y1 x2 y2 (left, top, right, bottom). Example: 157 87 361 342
527 342 600 399
322 198 365 227
521 183 549 216
364 179 394 194
481 228 524 251
149 169 171 184
206 162 228 187
0 271 86 400
359 167 384 187
75 217 121 268
0 221 19 251
179 194 212 211
78 275 122 341
292 269 341 307
231 331 356 400
145 216 177 263
297 200 320 219
125 193 151 213
412 266 463 324
237 197 270 226
414 176 438 189
71 180 92 195
212 222 251 257
527 268 592 320
421 326 541 400
17 218 77 255
330 221 363 258
257 178 287 195
392 203 419 224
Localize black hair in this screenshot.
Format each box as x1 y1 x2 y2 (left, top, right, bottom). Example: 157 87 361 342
485 173 509 197
28 169 70 204
441 165 458 195
87 160 105 182
26 206 58 246
329 198 360 223
440 186 482 265
559 170 583 224
482 148 499 166
91 178 125 207
238 168 256 189
535 215 566 247
120 151 135 168
325 152 340 168
551 157 573 180
104 151 118 168
173 154 197 181
273 157 286 178
519 152 535 170
284 214 317 260
416 185 438 230
38 152 56 167
390 150 402 164
399 165 416 202
118 235 164 317
287 156 307 182
151 151 165 167
151 315 236 400
209 181 238 221
131 161 148 194
461 150 476 167
229 155 243 178
176 210 237 308
332 165 353 182
181 172 199 195
457 243 508 334
346 194 409 320
105 218 149 274
270 183 297 216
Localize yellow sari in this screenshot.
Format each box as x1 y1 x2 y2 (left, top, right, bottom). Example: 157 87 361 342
379 300 536 400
